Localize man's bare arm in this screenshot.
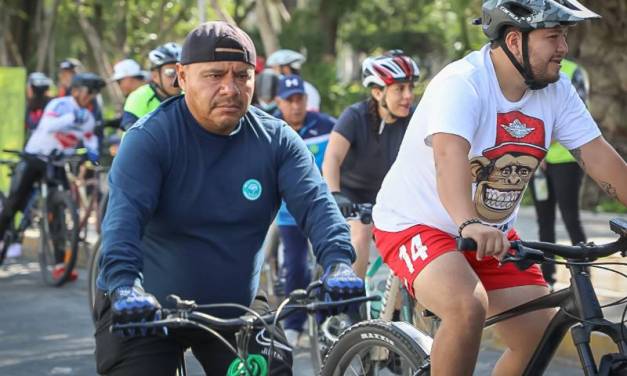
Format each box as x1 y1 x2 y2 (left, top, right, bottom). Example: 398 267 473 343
571 136 627 205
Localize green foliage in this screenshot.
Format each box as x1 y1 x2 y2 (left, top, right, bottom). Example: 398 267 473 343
595 199 627 214
50 0 198 72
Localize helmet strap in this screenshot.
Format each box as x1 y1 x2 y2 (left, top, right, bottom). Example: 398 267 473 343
151 68 172 100
498 31 548 91
378 87 402 122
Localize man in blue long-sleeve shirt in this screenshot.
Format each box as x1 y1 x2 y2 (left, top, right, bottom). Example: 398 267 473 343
94 21 362 376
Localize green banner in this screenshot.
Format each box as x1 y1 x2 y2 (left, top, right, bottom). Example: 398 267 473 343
0 66 26 192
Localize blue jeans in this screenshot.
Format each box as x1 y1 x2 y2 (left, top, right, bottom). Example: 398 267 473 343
278 225 311 331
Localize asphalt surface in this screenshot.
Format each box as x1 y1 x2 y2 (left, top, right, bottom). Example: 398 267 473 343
0 207 622 375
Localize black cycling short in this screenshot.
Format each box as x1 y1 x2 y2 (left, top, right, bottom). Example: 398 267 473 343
94 291 293 376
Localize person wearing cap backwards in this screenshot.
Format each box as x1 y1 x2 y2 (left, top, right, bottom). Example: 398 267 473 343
272 74 336 347
95 21 363 375
111 59 147 98
371 1 627 374
120 43 182 130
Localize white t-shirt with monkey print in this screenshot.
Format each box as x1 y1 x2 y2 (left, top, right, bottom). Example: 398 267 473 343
373 44 600 236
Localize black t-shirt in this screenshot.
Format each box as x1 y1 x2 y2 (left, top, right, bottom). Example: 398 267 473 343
333 100 412 203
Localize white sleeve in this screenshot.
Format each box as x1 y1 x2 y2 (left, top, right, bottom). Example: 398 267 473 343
552 79 601 150
423 76 480 147
304 81 320 112
38 100 77 133
82 117 99 152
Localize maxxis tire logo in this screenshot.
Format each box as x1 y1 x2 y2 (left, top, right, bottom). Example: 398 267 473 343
242 179 262 201
360 332 395 346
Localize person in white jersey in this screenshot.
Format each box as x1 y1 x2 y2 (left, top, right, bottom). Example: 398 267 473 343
372 1 627 375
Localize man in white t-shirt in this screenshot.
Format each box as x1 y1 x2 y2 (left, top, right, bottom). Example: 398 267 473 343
372 1 627 375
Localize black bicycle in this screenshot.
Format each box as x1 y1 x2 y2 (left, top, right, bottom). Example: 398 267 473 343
111 280 378 376
0 150 80 286
321 218 627 375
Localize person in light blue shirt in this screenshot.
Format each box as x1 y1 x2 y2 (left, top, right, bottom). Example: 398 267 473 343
273 75 335 345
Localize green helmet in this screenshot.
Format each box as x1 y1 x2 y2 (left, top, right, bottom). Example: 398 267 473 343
480 0 600 41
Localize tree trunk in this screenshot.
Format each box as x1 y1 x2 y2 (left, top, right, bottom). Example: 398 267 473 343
255 0 279 56
210 0 236 24
318 0 339 56
114 0 128 54
35 0 61 72
0 4 9 66
76 0 124 107
569 0 627 209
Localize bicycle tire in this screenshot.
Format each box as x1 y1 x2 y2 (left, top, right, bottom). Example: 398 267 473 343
0 191 11 265
87 236 101 322
38 190 79 286
321 320 432 376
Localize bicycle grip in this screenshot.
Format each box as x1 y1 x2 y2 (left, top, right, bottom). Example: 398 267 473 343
456 237 477 251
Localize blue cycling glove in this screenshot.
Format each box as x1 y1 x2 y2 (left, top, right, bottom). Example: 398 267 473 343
110 283 164 337
321 263 365 314
86 149 99 164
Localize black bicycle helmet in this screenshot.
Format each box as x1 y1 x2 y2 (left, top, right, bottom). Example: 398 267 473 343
148 42 181 69
477 0 599 90
71 72 107 93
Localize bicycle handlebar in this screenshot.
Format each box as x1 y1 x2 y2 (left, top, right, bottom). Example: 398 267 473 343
345 203 373 225
111 281 379 333
457 218 627 270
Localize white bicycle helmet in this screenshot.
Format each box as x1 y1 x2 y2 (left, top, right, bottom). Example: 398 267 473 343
361 50 420 88
28 72 53 88
266 49 306 70
148 42 181 69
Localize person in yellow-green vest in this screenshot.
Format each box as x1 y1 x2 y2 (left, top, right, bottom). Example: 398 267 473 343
529 58 589 287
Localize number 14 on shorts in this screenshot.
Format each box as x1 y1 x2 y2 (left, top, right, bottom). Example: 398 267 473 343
399 235 428 274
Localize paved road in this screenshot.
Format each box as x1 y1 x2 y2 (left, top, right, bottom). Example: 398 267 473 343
0 207 621 375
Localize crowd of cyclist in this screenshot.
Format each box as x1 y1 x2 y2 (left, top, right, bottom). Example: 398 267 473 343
2 0 627 375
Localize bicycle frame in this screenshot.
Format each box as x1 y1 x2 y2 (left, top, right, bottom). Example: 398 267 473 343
485 263 627 376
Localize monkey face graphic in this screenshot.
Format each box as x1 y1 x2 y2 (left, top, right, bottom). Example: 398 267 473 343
470 154 539 222
469 111 548 223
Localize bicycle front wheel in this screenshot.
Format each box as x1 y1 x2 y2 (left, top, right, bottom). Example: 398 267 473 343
38 190 79 286
321 320 431 376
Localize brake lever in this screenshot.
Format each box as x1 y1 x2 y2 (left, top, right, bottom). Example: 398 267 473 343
166 294 197 310
500 244 545 271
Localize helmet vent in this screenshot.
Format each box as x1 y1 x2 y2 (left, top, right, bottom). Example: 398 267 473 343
505 2 533 18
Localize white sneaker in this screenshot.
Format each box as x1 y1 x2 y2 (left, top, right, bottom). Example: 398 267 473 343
6 243 22 258
284 329 300 349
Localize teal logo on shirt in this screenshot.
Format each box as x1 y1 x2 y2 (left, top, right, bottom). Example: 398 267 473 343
242 179 262 201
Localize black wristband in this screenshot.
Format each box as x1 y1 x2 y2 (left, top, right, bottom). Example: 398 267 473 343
458 218 482 235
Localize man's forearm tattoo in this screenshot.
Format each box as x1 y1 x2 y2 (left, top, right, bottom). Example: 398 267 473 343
570 148 586 171
600 181 618 199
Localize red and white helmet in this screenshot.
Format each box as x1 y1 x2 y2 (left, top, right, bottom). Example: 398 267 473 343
361 50 420 88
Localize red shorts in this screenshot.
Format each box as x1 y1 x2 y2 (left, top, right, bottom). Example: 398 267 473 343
373 224 546 297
